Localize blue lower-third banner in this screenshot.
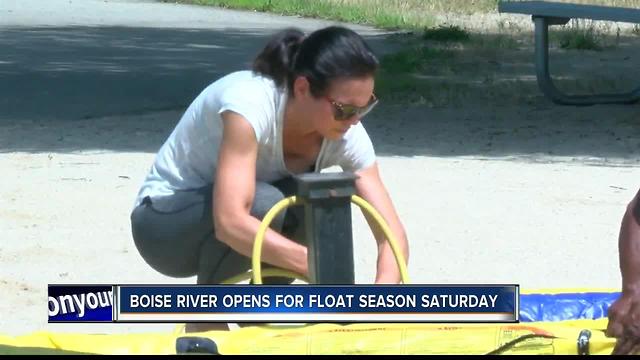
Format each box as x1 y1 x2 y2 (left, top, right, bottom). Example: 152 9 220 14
48 285 115 322
115 285 518 323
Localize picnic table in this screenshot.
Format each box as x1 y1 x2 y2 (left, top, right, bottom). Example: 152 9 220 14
498 1 640 105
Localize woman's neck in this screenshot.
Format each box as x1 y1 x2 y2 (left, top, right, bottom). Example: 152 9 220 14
283 97 322 152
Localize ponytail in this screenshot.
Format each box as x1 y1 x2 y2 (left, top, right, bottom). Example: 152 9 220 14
252 28 305 89
253 26 378 97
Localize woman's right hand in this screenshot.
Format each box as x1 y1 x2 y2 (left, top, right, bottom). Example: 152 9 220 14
213 111 307 277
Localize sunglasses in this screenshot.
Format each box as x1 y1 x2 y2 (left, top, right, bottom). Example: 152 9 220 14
324 93 379 121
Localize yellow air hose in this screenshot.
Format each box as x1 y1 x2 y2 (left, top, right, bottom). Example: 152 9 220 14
350 194 410 284
249 195 409 285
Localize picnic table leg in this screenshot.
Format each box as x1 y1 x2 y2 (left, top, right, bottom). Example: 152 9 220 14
533 16 640 106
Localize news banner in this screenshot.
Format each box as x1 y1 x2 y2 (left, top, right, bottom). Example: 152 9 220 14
48 285 519 323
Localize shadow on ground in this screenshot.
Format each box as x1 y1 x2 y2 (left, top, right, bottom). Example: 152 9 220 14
1 25 639 163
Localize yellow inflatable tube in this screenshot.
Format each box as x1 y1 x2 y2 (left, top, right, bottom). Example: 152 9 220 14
0 318 615 355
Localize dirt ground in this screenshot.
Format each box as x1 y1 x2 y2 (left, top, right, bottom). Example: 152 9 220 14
1 1 640 336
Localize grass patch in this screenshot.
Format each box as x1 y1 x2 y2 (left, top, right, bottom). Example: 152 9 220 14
375 72 471 106
172 0 443 30
469 33 521 51
380 46 454 74
170 0 640 30
554 20 606 51
376 45 464 105
550 19 620 51
167 0 570 31
423 25 471 42
559 29 602 50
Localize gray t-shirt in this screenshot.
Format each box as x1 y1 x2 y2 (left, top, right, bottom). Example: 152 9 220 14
133 70 376 208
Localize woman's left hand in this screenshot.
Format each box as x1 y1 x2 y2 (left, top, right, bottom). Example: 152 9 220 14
354 162 409 284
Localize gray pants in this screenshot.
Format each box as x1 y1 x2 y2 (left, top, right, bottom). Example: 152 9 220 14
130 178 304 284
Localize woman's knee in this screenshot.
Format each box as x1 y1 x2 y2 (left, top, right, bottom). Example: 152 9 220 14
197 239 251 284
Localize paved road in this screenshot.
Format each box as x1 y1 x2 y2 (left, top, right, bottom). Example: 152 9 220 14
0 0 393 122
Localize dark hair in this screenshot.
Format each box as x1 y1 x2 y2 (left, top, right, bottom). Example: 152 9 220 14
253 26 379 97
